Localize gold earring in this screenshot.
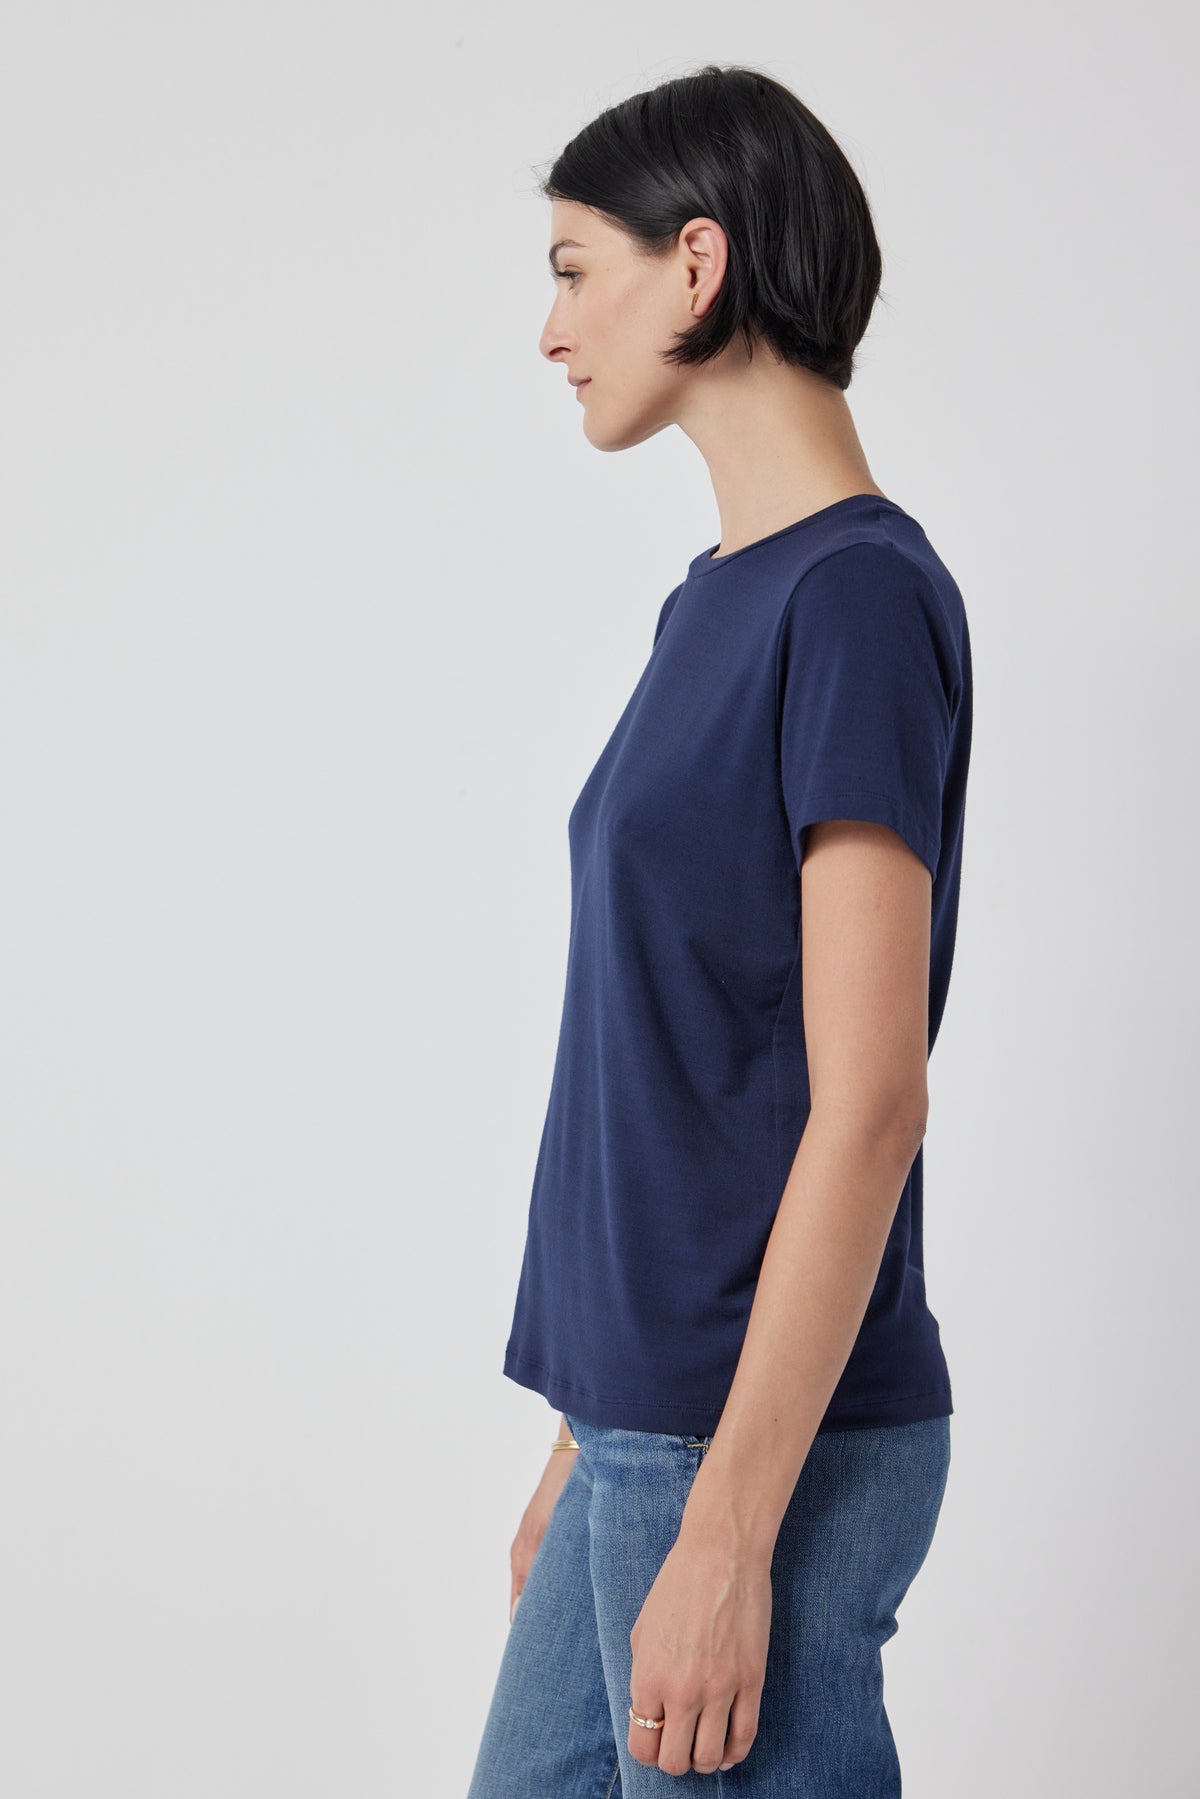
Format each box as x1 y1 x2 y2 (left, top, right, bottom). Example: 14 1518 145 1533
690 291 698 313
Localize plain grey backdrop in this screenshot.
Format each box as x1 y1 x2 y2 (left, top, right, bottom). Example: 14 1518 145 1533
2 6 1196 1795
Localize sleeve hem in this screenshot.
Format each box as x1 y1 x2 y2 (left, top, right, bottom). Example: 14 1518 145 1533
792 788 940 882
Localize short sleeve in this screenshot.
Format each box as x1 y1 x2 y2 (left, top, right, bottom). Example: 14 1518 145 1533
778 542 956 881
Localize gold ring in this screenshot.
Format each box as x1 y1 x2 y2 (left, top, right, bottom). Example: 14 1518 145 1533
629 1705 666 1730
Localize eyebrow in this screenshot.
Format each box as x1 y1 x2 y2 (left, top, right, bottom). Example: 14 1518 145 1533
549 237 587 273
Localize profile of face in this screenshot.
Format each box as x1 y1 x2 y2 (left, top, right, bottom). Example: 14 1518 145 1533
539 199 727 452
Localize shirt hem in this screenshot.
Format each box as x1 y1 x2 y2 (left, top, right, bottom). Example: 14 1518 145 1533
503 1348 953 1438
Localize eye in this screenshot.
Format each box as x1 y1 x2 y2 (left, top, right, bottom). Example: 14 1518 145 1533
553 269 581 285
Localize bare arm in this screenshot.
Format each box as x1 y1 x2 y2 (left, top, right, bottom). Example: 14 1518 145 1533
679 817 932 1557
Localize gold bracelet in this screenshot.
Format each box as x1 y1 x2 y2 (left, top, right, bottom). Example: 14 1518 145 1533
550 1437 580 1451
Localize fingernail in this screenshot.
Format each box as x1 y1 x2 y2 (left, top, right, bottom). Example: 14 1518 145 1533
719 1763 733 1771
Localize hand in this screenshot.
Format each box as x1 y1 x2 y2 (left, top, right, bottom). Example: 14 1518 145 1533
627 1533 772 1776
508 1447 577 1624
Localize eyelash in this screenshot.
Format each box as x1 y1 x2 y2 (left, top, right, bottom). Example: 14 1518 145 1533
553 269 580 284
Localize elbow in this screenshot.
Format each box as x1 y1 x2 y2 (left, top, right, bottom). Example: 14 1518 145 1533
808 1086 929 1161
874 1087 929 1164
910 1108 929 1160
897 1090 929 1156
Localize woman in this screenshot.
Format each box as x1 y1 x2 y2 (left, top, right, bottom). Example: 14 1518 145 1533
469 64 972 1796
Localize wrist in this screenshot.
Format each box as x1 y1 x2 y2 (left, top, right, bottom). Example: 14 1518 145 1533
678 1459 780 1566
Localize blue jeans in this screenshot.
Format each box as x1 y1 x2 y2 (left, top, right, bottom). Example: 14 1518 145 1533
467 1411 950 1797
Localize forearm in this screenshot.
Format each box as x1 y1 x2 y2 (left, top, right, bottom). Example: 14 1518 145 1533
679 1100 926 1561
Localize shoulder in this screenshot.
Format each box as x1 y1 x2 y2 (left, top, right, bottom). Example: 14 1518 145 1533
785 534 948 622
779 531 966 699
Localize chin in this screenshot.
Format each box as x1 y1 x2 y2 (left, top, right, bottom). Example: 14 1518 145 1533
583 410 669 453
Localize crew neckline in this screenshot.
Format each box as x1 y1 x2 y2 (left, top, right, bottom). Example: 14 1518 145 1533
686 493 900 579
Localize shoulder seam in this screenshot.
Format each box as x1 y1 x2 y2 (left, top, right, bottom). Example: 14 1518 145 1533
773 538 912 723
772 536 953 731
783 535 925 608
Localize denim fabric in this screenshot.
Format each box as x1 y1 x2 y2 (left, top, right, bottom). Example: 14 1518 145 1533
467 1412 951 1796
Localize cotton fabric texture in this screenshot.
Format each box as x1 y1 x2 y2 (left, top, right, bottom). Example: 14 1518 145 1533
502 494 972 1437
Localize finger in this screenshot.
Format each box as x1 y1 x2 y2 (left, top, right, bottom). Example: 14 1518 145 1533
508 1559 527 1625
654 1704 702 1781
719 1683 762 1769
626 1694 667 1768
690 1699 734 1775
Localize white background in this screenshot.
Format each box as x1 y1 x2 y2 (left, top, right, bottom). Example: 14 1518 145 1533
2 6 1196 1795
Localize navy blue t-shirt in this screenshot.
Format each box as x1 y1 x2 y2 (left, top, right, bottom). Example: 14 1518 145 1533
503 493 972 1436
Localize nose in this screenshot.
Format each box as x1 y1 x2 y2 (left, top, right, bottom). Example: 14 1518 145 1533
539 305 575 366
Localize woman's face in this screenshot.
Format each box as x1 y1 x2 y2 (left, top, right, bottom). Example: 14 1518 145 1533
539 199 713 452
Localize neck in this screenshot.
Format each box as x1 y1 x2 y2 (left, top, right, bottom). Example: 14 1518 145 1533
677 353 886 558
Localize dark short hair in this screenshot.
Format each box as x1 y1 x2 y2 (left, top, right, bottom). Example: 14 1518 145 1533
538 64 883 391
